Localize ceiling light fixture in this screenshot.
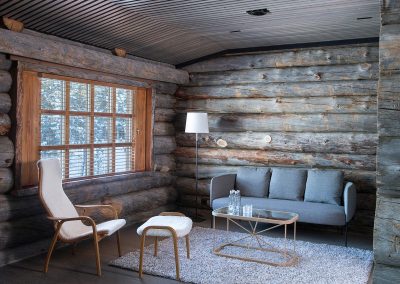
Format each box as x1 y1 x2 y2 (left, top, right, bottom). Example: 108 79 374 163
230 30 241 33
357 17 373 20
246 8 270 16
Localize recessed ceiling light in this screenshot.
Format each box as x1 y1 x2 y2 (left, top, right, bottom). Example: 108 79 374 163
357 16 373 20
246 8 270 16
230 30 241 33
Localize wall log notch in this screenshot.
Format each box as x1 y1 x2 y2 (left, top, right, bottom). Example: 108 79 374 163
176 43 378 233
373 1 400 280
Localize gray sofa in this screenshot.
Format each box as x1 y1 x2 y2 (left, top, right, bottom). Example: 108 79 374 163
210 167 357 246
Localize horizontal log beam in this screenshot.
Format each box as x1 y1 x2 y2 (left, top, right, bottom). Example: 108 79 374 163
154 122 175 136
154 94 176 109
176 132 377 155
187 63 378 86
0 54 11 71
0 29 188 84
154 108 175 122
154 154 175 172
184 44 379 72
176 80 378 99
176 95 376 114
174 147 376 170
0 168 13 194
175 113 377 133
0 70 12 93
154 136 176 154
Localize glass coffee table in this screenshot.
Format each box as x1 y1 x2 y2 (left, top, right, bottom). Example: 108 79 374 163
212 207 299 266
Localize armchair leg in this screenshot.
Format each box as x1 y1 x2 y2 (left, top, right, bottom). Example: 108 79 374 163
116 231 122 257
44 230 60 273
154 237 158 257
172 234 180 281
139 234 146 278
185 235 190 259
93 234 101 276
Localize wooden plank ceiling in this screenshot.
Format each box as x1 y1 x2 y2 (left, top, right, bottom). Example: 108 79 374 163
0 0 379 65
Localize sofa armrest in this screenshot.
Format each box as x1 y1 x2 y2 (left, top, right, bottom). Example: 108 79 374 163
210 174 236 206
343 182 357 223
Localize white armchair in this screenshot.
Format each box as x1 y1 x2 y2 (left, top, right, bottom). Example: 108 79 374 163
37 158 126 276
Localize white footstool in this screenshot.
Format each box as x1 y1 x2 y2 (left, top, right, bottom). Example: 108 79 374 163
136 212 193 280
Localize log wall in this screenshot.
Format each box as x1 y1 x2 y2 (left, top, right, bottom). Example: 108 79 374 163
373 0 400 281
0 50 177 266
176 43 379 233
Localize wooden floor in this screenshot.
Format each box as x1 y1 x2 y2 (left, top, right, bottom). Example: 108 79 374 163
0 217 373 284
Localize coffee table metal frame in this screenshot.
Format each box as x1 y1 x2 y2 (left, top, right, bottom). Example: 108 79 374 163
212 207 299 267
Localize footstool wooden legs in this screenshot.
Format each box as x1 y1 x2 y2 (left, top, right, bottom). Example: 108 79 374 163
137 212 193 281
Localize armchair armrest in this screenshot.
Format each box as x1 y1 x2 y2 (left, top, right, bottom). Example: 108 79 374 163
75 204 119 219
210 173 236 206
48 215 97 228
343 182 357 223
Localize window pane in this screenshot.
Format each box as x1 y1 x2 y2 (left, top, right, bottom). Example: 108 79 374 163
94 85 112 112
41 78 65 110
69 148 90 178
40 150 65 178
41 115 64 146
70 116 90 144
94 147 112 175
94 117 112 143
116 118 131 143
115 147 132 172
70 82 90 112
116 88 133 114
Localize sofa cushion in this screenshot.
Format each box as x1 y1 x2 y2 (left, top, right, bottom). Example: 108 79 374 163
212 197 345 226
304 169 344 205
235 167 271 197
268 168 307 201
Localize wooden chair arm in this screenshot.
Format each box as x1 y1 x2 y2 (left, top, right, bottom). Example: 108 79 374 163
159 212 186 217
47 216 98 235
75 204 119 219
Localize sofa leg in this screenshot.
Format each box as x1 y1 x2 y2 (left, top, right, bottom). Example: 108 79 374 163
211 212 214 228
344 223 348 247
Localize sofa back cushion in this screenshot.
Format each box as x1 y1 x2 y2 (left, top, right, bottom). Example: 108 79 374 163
304 169 344 205
236 167 271 197
268 168 307 201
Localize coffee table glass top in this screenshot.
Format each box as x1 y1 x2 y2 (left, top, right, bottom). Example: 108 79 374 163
212 207 298 224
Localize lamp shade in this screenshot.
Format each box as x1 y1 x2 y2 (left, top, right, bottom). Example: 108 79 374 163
185 112 209 134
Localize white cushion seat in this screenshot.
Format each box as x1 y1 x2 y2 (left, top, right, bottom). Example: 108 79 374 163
97 219 126 236
137 216 193 237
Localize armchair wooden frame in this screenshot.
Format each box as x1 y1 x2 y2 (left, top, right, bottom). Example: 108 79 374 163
138 212 190 281
43 204 122 276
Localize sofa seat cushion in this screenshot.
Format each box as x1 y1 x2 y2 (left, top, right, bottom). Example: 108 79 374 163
304 169 344 205
236 167 271 197
269 168 307 201
212 197 345 226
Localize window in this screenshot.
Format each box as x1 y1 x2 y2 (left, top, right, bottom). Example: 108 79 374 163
18 71 152 188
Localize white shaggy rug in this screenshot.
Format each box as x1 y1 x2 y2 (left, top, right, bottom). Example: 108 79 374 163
110 227 373 284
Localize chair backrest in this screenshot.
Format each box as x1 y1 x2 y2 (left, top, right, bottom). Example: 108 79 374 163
37 158 87 240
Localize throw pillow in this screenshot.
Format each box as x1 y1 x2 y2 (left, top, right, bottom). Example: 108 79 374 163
304 169 344 205
235 167 271 197
268 168 307 201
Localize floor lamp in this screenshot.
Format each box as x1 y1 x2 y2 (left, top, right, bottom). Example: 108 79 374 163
185 112 209 222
